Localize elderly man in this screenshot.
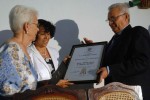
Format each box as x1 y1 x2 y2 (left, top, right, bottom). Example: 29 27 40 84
85 3 150 100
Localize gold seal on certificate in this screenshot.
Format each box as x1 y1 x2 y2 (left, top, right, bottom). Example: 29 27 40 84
64 42 107 83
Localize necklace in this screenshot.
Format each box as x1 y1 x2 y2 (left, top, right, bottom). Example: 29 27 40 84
37 48 47 58
41 50 48 58
41 50 47 56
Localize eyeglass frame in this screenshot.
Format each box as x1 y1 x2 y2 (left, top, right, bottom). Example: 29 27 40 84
31 23 39 28
106 13 126 23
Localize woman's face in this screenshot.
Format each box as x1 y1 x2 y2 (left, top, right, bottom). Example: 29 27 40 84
34 26 52 47
27 16 39 42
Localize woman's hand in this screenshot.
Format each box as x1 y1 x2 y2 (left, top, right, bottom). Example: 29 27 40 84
63 56 71 64
56 79 74 88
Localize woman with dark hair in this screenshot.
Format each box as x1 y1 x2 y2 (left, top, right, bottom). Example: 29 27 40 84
28 19 73 88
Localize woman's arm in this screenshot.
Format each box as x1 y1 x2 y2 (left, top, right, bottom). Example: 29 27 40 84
0 43 37 96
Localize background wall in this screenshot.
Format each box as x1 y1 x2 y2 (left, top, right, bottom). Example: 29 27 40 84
0 0 150 63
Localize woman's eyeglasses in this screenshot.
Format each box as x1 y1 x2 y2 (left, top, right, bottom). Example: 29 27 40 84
31 23 39 28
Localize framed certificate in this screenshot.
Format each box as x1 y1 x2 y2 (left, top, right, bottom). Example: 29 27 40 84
64 42 107 83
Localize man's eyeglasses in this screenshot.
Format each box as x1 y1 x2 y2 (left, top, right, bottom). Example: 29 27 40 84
31 23 39 28
106 13 126 23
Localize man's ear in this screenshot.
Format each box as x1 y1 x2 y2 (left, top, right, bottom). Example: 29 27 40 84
125 13 130 22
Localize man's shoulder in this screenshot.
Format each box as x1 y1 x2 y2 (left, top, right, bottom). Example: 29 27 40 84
133 26 147 30
132 26 149 36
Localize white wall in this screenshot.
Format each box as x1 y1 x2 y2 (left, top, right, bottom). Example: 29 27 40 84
0 0 150 63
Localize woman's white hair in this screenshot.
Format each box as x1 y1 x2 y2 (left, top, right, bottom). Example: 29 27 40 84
9 5 38 33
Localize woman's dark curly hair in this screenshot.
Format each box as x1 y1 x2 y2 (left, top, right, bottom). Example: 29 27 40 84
38 19 56 38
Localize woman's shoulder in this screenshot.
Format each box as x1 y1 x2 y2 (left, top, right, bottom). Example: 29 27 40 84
27 44 38 55
47 46 59 58
27 44 34 52
47 46 58 53
0 41 20 53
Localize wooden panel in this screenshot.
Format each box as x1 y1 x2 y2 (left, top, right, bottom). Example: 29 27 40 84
139 0 150 9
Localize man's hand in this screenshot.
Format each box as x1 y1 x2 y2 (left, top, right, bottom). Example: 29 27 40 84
97 67 108 83
83 37 93 44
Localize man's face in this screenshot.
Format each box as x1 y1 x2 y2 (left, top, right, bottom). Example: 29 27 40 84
107 8 129 33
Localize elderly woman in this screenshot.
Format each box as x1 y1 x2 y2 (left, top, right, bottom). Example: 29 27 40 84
28 19 73 88
0 5 39 96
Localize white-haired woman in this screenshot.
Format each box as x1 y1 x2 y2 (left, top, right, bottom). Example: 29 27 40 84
0 5 39 97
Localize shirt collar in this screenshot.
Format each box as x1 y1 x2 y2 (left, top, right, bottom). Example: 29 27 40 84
116 24 129 35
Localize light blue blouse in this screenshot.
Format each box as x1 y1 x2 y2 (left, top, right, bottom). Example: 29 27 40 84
0 42 38 96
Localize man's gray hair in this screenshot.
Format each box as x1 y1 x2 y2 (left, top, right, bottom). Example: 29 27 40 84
9 5 38 33
108 3 129 14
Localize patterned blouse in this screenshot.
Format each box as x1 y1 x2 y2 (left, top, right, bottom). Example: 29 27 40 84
0 42 38 96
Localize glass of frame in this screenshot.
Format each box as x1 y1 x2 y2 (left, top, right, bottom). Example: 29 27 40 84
64 42 107 83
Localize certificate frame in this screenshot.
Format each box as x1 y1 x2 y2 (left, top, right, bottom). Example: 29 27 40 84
64 41 107 83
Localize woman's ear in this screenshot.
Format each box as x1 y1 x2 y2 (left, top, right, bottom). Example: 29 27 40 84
23 22 29 34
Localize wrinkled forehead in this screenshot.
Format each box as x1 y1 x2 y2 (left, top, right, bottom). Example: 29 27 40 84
108 8 121 17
